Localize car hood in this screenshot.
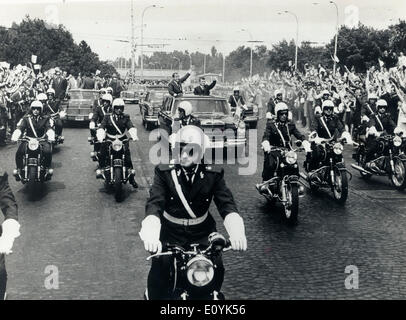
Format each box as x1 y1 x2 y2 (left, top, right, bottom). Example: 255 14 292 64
195 114 236 127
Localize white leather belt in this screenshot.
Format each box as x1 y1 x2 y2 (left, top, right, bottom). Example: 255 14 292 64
163 211 208 226
107 133 125 139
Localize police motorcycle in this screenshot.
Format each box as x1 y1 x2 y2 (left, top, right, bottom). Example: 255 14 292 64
256 141 307 225
147 232 231 300
351 127 406 190
11 101 55 192
300 131 351 204
95 99 138 201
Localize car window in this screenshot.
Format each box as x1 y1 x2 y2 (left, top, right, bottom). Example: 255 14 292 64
173 99 230 115
70 91 98 100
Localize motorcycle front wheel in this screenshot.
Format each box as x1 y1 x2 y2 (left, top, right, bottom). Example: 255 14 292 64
27 166 37 194
333 165 348 205
114 167 123 201
284 182 299 225
391 158 406 190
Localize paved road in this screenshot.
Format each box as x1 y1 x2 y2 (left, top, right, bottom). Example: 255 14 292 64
1 105 406 299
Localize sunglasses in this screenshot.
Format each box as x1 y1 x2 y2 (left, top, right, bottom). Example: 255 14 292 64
176 143 203 158
279 112 288 116
31 107 42 112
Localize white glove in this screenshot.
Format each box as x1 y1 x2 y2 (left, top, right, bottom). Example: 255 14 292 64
11 129 22 142
139 215 162 254
266 112 274 119
308 131 318 141
47 129 55 142
59 110 66 120
128 127 139 141
261 140 271 153
341 131 353 145
224 212 247 251
288 111 293 121
314 106 322 115
0 219 21 255
394 126 404 136
302 140 312 152
88 113 94 120
366 126 378 137
168 133 176 148
89 121 96 130
362 115 370 122
96 128 106 142
314 137 325 145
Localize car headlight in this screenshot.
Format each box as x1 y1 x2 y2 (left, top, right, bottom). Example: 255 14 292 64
186 256 214 287
112 140 123 151
285 151 297 164
333 142 344 155
147 107 153 115
394 136 402 147
28 139 39 151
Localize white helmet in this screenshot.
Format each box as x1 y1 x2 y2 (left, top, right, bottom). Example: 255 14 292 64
274 89 282 98
46 88 55 95
30 100 43 111
274 102 289 115
174 125 211 156
233 87 240 92
178 101 193 117
368 93 378 100
322 99 335 111
99 87 107 95
112 98 125 109
106 87 113 94
37 93 48 102
377 99 388 108
321 89 330 96
101 93 113 104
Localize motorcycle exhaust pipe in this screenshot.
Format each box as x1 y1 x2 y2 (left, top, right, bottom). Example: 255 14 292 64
90 152 98 161
351 164 371 175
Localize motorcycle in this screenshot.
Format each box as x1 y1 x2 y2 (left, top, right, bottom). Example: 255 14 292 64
300 134 350 204
256 141 305 225
95 135 136 201
13 137 53 192
351 132 406 190
146 232 231 300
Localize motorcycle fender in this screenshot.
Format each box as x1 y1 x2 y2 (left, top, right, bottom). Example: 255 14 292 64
287 175 299 183
395 154 406 163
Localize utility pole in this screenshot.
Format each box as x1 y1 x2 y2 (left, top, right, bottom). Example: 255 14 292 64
130 0 135 78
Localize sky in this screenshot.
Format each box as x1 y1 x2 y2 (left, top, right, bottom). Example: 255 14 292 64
0 0 405 61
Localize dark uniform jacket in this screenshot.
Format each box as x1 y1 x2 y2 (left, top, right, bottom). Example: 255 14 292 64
17 114 52 138
100 113 134 139
0 172 18 237
44 100 61 115
91 105 111 124
193 81 216 96
311 114 344 140
381 92 401 123
361 102 378 118
369 112 396 134
228 95 245 109
168 73 191 96
262 120 305 148
145 164 238 244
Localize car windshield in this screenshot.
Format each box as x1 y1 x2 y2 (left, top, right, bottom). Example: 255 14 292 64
149 91 165 102
174 99 230 115
70 91 98 100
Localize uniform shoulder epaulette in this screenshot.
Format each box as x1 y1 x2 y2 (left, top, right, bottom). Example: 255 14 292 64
204 164 223 173
158 163 176 171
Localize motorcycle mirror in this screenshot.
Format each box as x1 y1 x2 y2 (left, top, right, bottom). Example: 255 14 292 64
295 140 302 147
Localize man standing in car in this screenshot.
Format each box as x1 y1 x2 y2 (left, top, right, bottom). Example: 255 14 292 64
193 77 217 96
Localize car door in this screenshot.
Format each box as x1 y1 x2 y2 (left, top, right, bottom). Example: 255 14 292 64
158 96 173 136
142 92 150 119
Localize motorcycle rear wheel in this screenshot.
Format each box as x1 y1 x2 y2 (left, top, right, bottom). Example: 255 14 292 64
333 165 348 205
391 159 406 190
285 183 299 225
114 167 123 201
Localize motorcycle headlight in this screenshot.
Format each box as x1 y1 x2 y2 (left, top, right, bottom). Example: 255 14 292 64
285 151 297 164
333 142 344 155
186 256 214 287
112 140 123 151
393 136 402 147
28 139 39 151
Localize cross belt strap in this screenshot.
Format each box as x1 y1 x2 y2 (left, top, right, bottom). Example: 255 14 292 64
110 115 123 135
375 115 384 131
28 117 38 138
163 211 208 226
320 116 332 138
170 169 197 219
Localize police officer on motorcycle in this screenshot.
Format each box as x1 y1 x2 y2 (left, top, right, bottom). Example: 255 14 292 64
139 125 247 300
228 87 245 110
0 169 20 300
364 99 397 173
10 101 55 179
90 93 113 161
305 100 350 174
96 98 139 188
44 88 65 139
266 89 284 119
261 102 310 182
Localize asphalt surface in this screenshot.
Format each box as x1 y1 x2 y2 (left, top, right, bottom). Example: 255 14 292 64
1 105 406 299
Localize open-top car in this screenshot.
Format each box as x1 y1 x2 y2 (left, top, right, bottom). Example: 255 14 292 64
64 89 99 123
158 94 247 153
140 89 167 130
120 91 139 104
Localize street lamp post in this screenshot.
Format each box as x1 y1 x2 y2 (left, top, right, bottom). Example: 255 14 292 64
330 1 339 75
141 4 163 79
173 57 181 71
241 29 253 78
279 11 299 72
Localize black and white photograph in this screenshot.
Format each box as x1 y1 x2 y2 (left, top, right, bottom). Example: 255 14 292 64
1 0 406 304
